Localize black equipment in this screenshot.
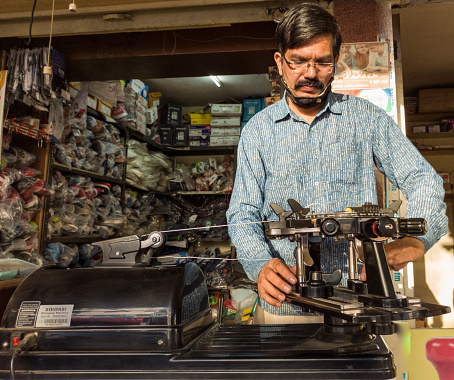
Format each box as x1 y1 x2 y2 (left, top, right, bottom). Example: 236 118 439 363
0 201 450 379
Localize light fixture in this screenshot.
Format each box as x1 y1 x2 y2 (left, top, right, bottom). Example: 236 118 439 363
69 1 77 12
43 0 56 79
209 75 222 88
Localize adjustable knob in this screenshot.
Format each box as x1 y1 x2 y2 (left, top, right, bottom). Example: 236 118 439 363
321 219 340 236
374 217 396 238
399 218 428 236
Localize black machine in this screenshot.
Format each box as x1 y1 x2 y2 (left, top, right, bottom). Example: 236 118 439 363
0 200 450 379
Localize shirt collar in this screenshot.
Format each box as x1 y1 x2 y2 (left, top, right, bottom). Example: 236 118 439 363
275 91 344 123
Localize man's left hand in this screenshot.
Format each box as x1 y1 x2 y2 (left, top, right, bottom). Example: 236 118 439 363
384 237 425 271
360 237 425 281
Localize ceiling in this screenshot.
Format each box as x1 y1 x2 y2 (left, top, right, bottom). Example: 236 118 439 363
1 1 454 105
145 1 454 106
144 74 272 107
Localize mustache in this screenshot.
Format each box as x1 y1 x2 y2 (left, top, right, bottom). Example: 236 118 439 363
294 80 324 90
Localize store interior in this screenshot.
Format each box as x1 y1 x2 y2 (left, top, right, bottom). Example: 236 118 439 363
0 1 453 379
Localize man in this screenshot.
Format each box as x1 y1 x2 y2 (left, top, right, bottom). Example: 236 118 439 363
367 42 389 72
226 3 448 323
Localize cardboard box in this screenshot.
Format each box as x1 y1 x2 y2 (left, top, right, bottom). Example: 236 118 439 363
270 81 281 97
210 127 241 136
128 79 145 95
190 136 210 147
211 104 242 116
173 125 189 147
210 116 241 127
418 88 454 113
439 172 451 183
135 112 147 134
137 94 147 109
148 92 161 108
161 103 182 125
87 94 97 110
189 125 211 137
189 113 211 125
146 107 158 125
242 99 262 122
159 125 173 146
427 124 441 133
412 126 427 134
265 96 280 107
97 100 112 117
268 66 281 82
210 135 240 146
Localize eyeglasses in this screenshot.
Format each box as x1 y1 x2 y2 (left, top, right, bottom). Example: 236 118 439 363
282 56 336 74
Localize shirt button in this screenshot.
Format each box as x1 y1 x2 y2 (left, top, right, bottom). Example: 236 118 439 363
315 182 319 186
314 155 317 159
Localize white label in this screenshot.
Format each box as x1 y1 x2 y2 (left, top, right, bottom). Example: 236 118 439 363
61 89 70 101
35 305 74 327
208 173 218 185
16 301 41 328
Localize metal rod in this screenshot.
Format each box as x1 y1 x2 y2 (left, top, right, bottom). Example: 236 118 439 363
348 238 358 280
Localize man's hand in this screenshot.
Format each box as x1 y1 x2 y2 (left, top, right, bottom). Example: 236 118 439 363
257 258 297 307
360 237 425 281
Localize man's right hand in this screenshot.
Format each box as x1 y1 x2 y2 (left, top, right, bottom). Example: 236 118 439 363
257 258 297 307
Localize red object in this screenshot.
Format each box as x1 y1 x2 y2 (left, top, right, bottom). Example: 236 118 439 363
426 337 454 380
12 337 19 346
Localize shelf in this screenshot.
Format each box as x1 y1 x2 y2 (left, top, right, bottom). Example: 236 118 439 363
53 163 124 184
417 148 454 156
163 146 236 156
87 107 118 124
172 190 232 195
409 132 454 140
406 112 454 124
49 235 106 244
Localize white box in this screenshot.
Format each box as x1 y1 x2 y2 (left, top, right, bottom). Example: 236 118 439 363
210 116 241 127
146 107 158 125
135 112 146 134
428 124 441 133
137 94 147 109
211 104 242 116
210 127 241 136
128 79 145 95
210 135 240 146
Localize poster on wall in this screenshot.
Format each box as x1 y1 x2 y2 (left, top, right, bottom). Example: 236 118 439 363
333 42 390 91
0 70 7 152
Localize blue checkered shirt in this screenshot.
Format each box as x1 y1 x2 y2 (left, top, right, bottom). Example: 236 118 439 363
226 92 448 316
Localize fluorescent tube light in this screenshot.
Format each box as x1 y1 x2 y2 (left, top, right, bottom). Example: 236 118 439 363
210 75 222 88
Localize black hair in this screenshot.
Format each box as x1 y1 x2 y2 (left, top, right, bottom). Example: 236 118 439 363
276 3 342 58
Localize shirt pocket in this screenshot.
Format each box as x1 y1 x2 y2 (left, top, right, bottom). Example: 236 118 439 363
322 141 359 184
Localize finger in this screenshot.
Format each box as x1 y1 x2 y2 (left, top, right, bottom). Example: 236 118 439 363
360 266 367 281
265 268 293 294
272 260 297 285
258 278 286 307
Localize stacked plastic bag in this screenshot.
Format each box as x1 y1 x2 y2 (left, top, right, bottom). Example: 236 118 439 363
47 171 125 240
170 156 235 192
0 135 52 265
126 139 173 191
54 89 126 178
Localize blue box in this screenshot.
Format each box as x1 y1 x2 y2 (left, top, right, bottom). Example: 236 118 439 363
242 99 263 122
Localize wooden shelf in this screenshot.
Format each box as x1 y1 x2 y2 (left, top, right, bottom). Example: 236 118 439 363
406 112 454 123
417 148 454 156
408 132 454 140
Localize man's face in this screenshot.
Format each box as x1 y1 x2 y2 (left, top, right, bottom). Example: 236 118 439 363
274 34 336 99
369 43 383 55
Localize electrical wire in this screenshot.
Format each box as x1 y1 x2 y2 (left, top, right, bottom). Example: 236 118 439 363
47 0 56 68
23 0 38 46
